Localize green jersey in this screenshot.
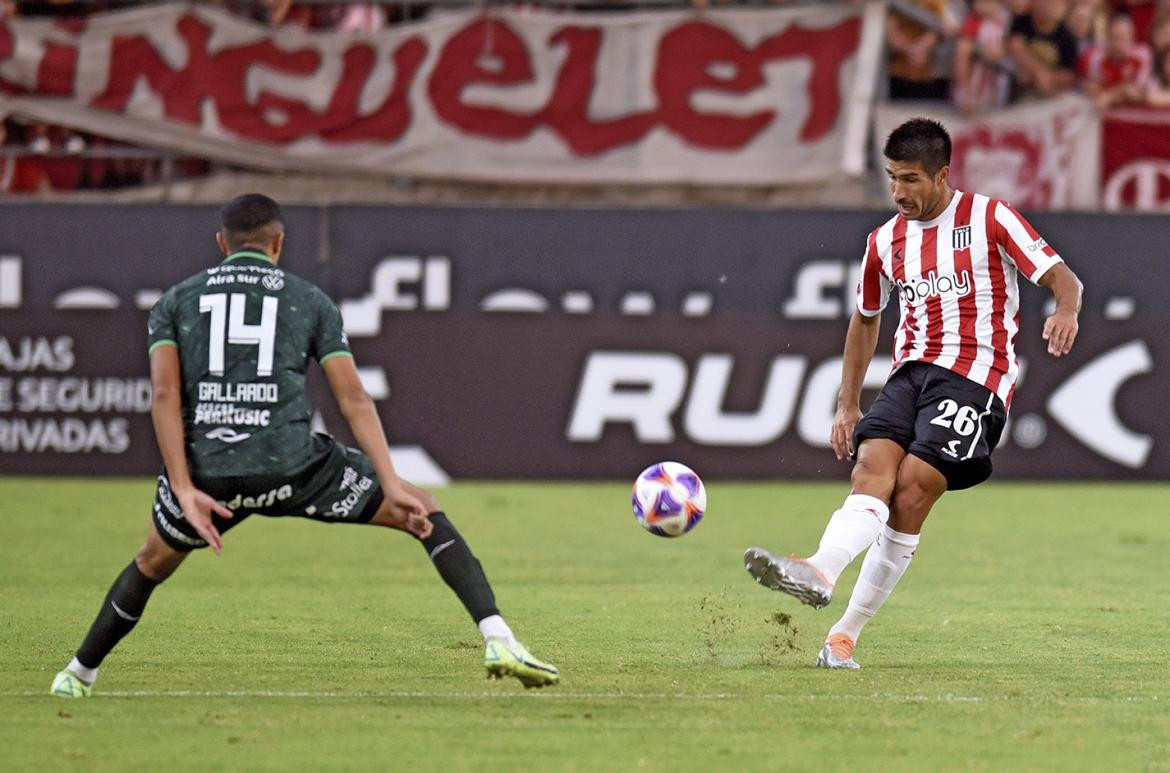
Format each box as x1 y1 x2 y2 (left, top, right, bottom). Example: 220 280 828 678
147 250 352 478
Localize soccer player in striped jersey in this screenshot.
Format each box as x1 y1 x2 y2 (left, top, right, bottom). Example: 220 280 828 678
745 118 1083 669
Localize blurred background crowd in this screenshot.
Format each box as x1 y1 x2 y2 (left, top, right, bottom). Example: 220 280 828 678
2 0 1169 196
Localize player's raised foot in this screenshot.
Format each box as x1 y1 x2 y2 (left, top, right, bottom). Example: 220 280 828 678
484 638 560 689
816 633 861 670
50 670 92 698
743 547 833 609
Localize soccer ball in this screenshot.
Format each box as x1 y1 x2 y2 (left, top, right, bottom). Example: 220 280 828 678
631 461 706 538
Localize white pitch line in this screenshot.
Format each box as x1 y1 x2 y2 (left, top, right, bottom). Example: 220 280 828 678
5 690 1163 703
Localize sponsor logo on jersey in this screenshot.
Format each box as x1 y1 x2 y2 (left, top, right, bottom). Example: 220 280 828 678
262 274 285 291
1025 238 1048 253
895 270 972 305
327 465 374 519
218 484 293 511
193 403 272 427
204 427 251 443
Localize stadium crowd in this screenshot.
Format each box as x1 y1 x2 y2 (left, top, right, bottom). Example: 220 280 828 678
3 0 1170 195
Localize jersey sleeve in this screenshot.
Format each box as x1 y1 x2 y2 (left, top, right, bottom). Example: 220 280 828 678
147 290 179 354
855 230 890 317
992 201 1064 285
310 289 353 365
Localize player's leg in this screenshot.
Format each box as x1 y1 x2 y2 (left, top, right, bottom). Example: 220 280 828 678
368 482 559 688
818 454 945 669
51 527 187 697
744 439 904 608
745 367 927 607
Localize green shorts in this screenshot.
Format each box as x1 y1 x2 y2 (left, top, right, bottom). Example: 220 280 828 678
151 434 384 551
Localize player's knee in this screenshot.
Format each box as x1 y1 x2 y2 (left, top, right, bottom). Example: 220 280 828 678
849 459 895 502
134 542 183 582
891 471 943 523
415 489 441 514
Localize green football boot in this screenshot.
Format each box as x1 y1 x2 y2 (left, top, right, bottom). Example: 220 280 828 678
50 670 92 698
484 639 560 689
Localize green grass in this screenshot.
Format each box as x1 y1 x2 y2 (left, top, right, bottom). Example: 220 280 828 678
1 478 1168 772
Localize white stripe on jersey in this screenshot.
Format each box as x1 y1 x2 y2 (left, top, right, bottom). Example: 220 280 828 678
854 190 1063 410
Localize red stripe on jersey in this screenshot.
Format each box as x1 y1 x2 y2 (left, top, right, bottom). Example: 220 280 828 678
890 217 914 365
951 192 978 377
919 224 945 361
984 200 1010 397
861 229 882 312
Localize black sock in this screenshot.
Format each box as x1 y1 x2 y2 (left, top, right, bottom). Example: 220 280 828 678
75 561 160 669
418 512 499 623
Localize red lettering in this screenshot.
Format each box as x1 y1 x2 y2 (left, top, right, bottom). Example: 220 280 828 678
318 38 427 143
655 22 772 150
0 21 22 94
428 19 541 139
754 18 860 142
36 41 78 96
541 27 657 156
93 14 320 142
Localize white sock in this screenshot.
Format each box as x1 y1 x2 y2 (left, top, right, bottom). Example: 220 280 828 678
805 494 890 585
478 614 518 646
828 524 920 643
67 657 98 685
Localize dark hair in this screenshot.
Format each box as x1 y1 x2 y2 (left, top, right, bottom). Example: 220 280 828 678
220 193 283 249
883 118 952 175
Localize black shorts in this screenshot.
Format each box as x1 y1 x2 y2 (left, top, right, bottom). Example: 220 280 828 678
151 434 385 551
853 362 1007 491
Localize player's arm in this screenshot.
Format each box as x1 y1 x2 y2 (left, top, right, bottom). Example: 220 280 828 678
149 345 233 553
1038 262 1082 358
321 355 430 538
832 309 882 461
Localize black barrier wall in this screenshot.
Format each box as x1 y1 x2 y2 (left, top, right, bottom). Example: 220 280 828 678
0 203 1163 479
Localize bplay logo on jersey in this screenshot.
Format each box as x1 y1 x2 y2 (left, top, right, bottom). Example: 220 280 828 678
896 270 972 305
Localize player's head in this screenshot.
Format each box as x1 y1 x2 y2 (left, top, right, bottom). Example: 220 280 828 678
883 118 953 222
216 193 285 261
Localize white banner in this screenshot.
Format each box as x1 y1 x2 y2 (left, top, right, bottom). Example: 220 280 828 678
873 95 1100 210
0 2 880 185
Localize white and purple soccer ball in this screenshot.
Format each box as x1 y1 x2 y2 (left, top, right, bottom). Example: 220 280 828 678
631 461 707 538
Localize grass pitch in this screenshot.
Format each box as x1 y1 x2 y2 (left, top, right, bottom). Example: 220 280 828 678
1 478 1167 772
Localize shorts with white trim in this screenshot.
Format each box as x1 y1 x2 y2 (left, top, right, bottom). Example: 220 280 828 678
151 433 385 551
853 362 1007 490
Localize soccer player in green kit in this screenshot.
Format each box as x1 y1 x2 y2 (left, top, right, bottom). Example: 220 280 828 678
51 194 558 695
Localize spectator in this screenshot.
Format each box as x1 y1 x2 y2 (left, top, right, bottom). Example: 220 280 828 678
1082 12 1153 108
1066 0 1103 55
1151 10 1170 49
0 121 50 195
1008 0 1080 98
1145 42 1170 103
886 0 963 100
1109 0 1158 42
954 0 1013 112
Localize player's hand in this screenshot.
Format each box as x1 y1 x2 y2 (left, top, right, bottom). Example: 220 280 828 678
383 484 432 539
174 487 234 555
1042 310 1079 357
831 404 863 461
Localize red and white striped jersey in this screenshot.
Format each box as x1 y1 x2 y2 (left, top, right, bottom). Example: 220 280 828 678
856 190 1063 409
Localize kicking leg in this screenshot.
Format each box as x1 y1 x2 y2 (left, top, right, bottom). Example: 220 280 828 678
368 483 559 688
745 439 903 608
819 454 945 669
52 527 186 697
